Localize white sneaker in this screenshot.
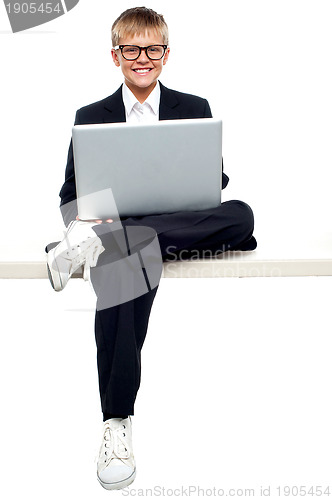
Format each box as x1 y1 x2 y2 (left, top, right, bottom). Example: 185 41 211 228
97 417 136 490
47 220 104 291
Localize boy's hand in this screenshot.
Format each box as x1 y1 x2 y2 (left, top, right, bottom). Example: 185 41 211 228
76 216 113 224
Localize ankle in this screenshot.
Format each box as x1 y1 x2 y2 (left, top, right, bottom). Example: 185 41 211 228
103 413 129 422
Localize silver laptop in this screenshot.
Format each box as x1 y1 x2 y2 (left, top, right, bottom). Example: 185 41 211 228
72 117 222 220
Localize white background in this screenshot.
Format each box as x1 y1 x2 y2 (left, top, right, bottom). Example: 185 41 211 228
1 276 332 498
1 0 332 257
1 1 332 499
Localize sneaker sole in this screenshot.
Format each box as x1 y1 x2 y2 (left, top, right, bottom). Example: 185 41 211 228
47 263 56 290
47 249 64 292
97 469 136 490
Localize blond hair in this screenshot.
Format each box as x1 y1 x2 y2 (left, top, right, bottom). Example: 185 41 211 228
112 6 169 47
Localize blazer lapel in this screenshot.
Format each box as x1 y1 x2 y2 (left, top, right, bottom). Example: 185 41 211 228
159 82 181 120
102 85 126 123
100 82 180 122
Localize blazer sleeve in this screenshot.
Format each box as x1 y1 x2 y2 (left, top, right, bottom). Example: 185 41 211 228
204 99 229 190
58 111 81 226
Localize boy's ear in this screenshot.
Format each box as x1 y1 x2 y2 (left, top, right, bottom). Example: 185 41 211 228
163 47 170 66
111 49 121 67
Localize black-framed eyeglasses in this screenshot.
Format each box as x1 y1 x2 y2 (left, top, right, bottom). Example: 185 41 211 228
114 44 168 61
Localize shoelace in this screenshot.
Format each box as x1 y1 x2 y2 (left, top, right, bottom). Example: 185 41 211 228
102 422 130 463
72 239 104 281
63 232 104 281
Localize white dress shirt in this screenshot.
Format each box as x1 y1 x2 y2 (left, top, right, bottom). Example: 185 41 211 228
122 81 160 123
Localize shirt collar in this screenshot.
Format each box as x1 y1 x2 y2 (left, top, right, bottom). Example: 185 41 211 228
122 81 160 117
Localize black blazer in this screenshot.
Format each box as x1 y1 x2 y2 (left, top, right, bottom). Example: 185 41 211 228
59 82 228 213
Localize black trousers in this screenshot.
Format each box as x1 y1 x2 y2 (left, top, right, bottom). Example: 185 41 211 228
92 201 256 417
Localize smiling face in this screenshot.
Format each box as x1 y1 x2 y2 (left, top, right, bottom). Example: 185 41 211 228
111 30 170 102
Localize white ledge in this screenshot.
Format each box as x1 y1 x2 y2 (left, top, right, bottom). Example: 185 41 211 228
1 253 332 279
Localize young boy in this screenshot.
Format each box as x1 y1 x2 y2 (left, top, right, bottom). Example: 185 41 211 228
47 6 256 491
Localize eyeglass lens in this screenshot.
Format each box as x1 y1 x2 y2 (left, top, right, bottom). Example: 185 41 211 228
122 45 165 60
